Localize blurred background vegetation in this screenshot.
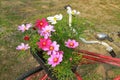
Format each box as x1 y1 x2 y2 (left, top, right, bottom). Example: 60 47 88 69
0 0 120 80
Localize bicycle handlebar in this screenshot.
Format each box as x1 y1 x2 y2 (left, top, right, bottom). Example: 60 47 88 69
79 38 116 57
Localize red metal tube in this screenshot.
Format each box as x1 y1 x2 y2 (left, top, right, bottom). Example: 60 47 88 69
113 75 120 80
39 74 48 80
79 50 120 64
74 72 82 80
83 55 120 67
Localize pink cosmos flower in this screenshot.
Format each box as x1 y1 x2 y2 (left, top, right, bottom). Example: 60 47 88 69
38 25 55 39
46 41 60 55
37 38 52 51
48 54 63 67
65 39 79 48
18 23 32 32
16 43 30 51
35 18 48 30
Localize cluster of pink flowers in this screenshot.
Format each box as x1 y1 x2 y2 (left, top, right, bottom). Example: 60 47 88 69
37 38 63 67
36 18 63 67
16 17 79 67
36 18 79 67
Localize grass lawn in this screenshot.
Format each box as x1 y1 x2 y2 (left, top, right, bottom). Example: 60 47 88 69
0 0 120 80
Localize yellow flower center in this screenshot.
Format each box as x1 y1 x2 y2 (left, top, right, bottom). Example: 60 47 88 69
24 27 27 30
49 46 54 50
72 11 75 15
42 42 46 46
40 22 43 26
22 48 25 50
53 57 58 63
46 30 50 32
54 17 57 21
69 42 74 46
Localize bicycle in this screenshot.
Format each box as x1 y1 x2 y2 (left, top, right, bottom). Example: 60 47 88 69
16 5 120 80
16 48 120 80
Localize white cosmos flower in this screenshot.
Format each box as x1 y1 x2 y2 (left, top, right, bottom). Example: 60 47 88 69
66 7 80 15
66 6 72 14
71 10 80 15
47 14 63 24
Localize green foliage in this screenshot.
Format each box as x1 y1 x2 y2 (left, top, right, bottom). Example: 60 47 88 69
16 50 26 57
29 30 40 52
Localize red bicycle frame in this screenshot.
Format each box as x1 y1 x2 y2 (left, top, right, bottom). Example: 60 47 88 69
30 49 120 80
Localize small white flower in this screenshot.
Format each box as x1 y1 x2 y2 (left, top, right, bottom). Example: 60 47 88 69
66 6 72 14
66 6 80 16
65 6 80 27
71 10 80 15
47 14 63 24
